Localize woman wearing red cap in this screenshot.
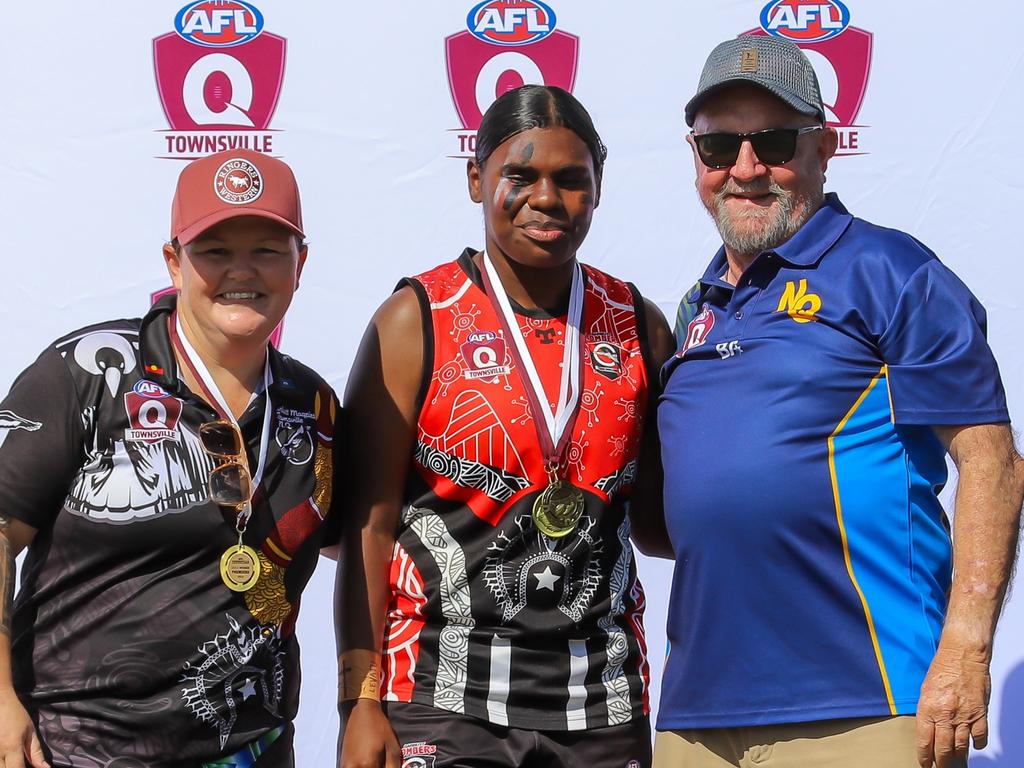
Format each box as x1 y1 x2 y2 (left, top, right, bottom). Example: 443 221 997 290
338 86 674 768
0 149 339 767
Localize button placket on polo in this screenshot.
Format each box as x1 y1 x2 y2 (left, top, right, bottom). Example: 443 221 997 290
725 288 754 337
724 254 775 340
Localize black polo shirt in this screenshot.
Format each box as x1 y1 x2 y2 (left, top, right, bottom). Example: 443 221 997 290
0 295 341 766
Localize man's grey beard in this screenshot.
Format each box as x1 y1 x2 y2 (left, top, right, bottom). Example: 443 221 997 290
710 180 822 259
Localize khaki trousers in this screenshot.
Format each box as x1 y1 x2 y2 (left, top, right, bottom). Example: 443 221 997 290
653 715 938 768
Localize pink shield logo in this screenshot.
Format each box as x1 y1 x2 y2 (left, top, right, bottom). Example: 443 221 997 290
445 29 579 130
124 388 183 443
460 331 510 380
153 31 286 131
681 304 716 355
744 27 872 127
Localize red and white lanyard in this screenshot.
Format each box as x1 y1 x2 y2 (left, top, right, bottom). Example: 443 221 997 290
479 251 585 473
170 312 272 525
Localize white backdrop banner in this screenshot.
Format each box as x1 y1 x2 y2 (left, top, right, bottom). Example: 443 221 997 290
1 2 1021 766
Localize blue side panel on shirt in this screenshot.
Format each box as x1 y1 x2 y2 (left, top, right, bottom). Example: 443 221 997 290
902 422 953 678
832 372 949 713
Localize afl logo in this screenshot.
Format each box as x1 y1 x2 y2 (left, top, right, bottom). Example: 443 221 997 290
214 158 263 204
133 380 171 398
760 0 850 42
174 1 264 48
467 0 557 46
467 331 497 343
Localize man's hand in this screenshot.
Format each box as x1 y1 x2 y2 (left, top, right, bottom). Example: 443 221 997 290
0 687 48 768
916 643 991 768
339 699 401 768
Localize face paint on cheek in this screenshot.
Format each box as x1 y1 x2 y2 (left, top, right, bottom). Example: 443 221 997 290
493 179 511 209
492 178 524 211
502 185 523 211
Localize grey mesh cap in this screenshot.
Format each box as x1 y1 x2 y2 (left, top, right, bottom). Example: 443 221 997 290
685 35 825 126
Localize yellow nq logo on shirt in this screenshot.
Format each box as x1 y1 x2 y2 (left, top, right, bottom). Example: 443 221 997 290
776 279 821 323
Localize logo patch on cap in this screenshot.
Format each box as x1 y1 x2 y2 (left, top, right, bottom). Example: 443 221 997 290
214 157 263 205
739 48 759 72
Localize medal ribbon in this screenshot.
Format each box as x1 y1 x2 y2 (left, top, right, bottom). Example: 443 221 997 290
479 251 585 479
169 312 272 529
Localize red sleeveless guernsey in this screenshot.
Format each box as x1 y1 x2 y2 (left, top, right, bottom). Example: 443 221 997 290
382 250 651 731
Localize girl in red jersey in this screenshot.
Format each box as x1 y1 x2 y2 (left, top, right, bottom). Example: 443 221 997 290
338 86 674 768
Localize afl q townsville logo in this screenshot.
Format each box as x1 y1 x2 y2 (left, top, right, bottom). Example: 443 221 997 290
153 1 287 160
747 0 872 156
445 0 579 158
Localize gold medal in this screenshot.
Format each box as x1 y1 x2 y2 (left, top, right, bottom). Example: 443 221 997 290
220 544 262 592
532 480 585 538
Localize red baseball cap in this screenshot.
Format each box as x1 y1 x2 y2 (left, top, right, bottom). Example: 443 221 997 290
170 149 305 246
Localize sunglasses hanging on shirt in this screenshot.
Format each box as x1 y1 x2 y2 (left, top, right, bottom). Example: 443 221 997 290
691 126 822 168
200 419 263 592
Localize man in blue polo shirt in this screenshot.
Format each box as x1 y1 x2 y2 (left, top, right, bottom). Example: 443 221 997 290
654 35 1024 768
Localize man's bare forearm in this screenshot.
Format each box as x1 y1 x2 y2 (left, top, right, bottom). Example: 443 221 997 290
940 426 1024 658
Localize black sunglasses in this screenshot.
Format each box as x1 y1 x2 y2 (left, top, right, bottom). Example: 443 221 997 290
691 126 822 169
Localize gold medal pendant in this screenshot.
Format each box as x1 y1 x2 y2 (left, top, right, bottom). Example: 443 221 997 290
532 480 585 538
220 544 262 592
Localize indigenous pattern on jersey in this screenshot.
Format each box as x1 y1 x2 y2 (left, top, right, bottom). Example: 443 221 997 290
658 194 1009 729
0 295 341 767
381 250 651 731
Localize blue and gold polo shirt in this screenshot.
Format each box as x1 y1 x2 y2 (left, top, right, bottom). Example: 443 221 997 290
657 193 1009 728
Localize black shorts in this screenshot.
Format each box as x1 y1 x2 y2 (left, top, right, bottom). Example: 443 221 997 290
385 701 651 768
